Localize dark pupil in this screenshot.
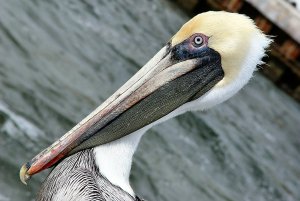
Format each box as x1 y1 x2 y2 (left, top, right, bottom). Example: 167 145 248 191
195 37 202 44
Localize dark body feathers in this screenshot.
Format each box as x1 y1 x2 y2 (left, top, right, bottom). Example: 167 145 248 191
36 149 139 201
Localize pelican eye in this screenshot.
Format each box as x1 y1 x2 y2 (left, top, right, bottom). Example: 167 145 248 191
193 36 203 47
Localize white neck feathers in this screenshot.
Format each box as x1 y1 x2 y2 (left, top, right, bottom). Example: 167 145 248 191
93 129 144 197
93 106 187 197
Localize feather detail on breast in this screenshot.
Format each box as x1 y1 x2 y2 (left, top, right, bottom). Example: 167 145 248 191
36 149 136 201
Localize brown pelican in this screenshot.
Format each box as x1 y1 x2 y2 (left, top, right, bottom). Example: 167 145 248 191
20 11 271 201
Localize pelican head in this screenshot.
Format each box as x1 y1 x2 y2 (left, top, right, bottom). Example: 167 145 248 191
20 11 271 185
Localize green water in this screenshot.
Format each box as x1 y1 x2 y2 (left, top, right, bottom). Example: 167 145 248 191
0 0 299 200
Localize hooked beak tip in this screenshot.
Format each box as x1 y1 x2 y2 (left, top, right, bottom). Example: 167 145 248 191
20 164 31 185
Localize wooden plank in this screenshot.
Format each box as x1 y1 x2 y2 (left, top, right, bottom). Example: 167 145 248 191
245 0 300 44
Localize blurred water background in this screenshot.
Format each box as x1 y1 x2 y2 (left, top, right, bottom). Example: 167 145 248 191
0 0 300 201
